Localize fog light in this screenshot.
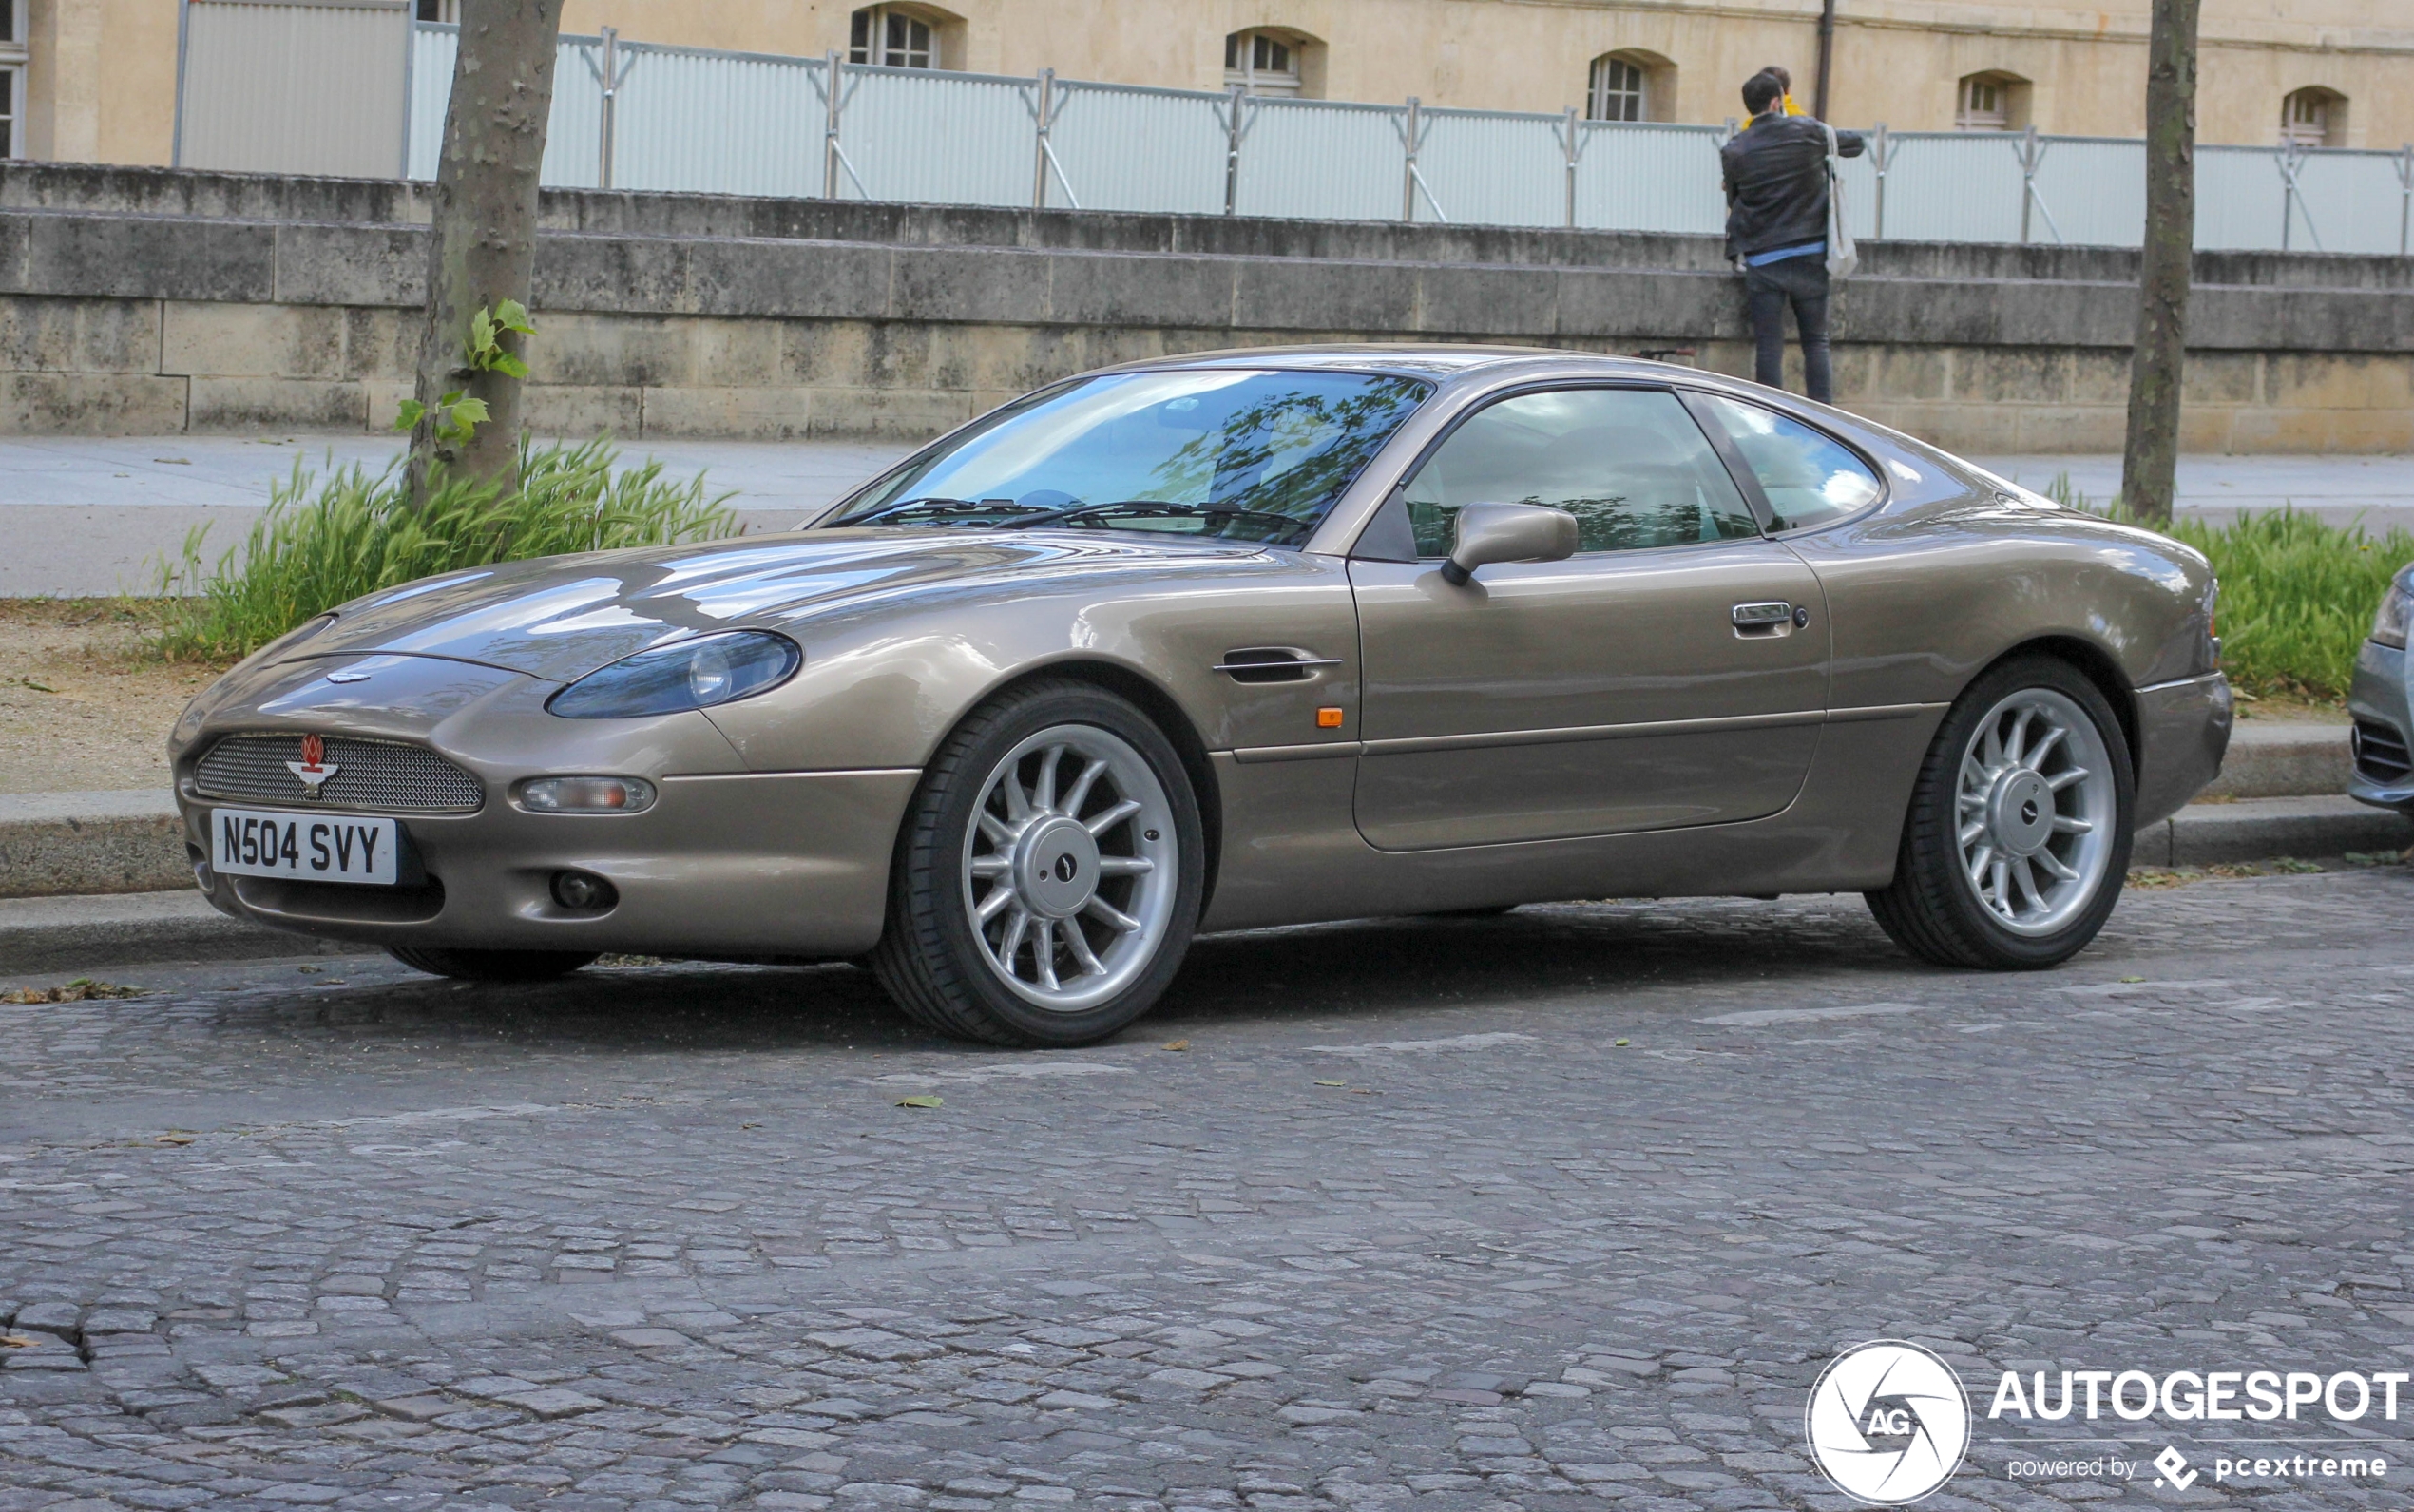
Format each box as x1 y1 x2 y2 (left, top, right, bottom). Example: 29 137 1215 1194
550 871 618 910
516 776 656 813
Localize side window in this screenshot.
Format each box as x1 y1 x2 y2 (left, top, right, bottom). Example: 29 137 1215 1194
1401 388 1760 558
1693 394 1883 531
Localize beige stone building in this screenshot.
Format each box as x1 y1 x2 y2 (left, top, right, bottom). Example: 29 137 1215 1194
10 0 2412 171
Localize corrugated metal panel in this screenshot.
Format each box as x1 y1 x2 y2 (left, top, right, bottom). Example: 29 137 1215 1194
1234 98 1402 222
1878 133 2024 243
613 44 820 198
2196 147 2286 250
839 65 1032 207
2028 136 2145 247
407 26 604 189
1418 108 1566 228
180 1 407 178
1833 146 1879 241
542 35 604 189
2286 149 2408 255
405 22 453 179
1047 82 1226 214
1573 122 1725 235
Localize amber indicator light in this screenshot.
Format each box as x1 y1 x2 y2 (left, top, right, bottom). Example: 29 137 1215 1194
1316 707 1345 729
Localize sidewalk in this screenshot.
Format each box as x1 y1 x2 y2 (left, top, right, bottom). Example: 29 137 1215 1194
1972 453 2414 531
0 434 913 597
0 436 2407 596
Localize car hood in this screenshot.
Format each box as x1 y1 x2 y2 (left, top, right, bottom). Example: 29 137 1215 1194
286 528 1271 682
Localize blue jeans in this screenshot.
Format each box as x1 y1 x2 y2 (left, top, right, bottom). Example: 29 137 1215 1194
1744 255 1832 404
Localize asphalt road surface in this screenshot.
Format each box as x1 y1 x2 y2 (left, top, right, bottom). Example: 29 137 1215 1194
4 871 2411 1510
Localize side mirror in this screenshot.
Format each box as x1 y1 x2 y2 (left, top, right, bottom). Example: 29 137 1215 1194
1440 503 1580 585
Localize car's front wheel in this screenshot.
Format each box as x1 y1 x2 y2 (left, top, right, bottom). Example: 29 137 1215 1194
1866 656 2134 968
871 680 1205 1046
386 946 599 982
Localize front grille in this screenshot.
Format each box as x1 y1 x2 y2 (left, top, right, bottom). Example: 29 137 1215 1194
2352 718 2412 785
194 734 485 813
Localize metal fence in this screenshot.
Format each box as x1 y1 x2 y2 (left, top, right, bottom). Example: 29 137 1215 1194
233 14 2414 254
177 0 411 179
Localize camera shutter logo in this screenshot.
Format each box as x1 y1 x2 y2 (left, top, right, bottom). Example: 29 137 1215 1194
1805 1341 1971 1504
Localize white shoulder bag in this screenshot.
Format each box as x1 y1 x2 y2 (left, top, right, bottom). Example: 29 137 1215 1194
1820 121 1859 279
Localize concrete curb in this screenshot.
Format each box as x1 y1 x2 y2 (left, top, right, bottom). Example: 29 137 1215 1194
0 724 2366 903
0 790 187 899
2200 722 2350 801
0 890 360 976
2132 794 2412 869
4 796 2405 980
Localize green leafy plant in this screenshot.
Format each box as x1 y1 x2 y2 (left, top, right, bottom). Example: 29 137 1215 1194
393 299 536 445
150 437 738 663
2041 472 2411 701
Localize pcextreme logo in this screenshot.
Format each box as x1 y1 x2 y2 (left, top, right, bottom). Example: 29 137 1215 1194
1805 1341 1973 1505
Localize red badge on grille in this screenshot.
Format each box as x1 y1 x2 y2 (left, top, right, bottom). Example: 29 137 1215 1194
285 733 339 794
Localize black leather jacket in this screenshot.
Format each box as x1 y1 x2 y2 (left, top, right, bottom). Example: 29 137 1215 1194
1720 113 1865 260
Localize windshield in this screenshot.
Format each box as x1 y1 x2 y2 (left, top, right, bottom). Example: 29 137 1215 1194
823 369 1432 545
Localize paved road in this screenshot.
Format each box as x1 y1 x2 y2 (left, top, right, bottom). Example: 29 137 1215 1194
7 438 2410 595
3 871 2412 1510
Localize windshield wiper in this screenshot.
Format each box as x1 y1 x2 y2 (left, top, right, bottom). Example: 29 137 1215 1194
843 496 1044 526
998 500 1312 540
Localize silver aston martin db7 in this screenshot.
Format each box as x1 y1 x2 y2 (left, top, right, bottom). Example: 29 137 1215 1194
171 347 2232 1044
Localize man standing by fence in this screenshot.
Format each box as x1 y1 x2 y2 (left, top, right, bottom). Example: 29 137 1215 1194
1720 71 1863 404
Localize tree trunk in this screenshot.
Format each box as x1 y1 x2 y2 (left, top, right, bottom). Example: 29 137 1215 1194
2119 0 2200 526
406 0 565 506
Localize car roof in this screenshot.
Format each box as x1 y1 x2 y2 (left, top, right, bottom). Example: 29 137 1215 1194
1095 343 1692 383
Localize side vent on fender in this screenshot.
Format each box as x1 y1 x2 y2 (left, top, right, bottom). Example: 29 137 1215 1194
1213 647 1344 684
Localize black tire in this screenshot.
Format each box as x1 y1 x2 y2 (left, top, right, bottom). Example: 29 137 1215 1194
386 945 598 982
870 680 1206 1046
1865 655 2135 969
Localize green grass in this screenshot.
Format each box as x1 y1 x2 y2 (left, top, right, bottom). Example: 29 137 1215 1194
2042 473 2410 701
150 438 738 663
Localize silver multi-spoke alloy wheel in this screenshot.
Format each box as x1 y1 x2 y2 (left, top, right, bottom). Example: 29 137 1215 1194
1953 687 2117 936
960 723 1178 1013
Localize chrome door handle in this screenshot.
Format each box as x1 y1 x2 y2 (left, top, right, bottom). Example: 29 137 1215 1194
1732 602 1792 626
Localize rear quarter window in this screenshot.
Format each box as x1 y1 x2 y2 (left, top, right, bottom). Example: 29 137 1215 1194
1693 393 1884 531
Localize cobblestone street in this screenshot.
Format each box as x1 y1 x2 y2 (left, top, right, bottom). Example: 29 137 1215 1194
3 871 2410 1511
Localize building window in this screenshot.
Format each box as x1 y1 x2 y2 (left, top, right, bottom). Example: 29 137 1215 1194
2281 87 2344 148
852 6 938 69
1956 72 2026 130
0 0 20 161
412 0 457 20
1587 54 1649 122
1224 30 1300 96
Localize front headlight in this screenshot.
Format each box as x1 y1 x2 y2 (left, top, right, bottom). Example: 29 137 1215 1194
547 630 801 718
2373 568 2413 650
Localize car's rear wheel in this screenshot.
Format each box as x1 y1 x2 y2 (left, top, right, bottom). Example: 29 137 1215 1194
385 945 599 982
1866 656 2133 968
871 680 1204 1046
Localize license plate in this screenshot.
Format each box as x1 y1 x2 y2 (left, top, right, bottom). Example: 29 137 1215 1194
212 809 399 886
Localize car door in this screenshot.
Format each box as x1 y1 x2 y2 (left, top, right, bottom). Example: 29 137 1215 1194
1347 384 1829 852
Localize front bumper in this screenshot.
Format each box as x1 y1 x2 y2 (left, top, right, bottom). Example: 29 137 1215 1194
2347 639 2414 813
2133 671 2233 828
170 651 919 959
179 769 917 958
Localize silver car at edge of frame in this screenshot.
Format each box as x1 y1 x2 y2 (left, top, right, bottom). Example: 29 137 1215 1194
2347 560 2414 814
169 347 2232 1046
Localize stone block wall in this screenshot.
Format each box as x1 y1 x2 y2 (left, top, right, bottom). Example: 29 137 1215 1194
2 162 2409 453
